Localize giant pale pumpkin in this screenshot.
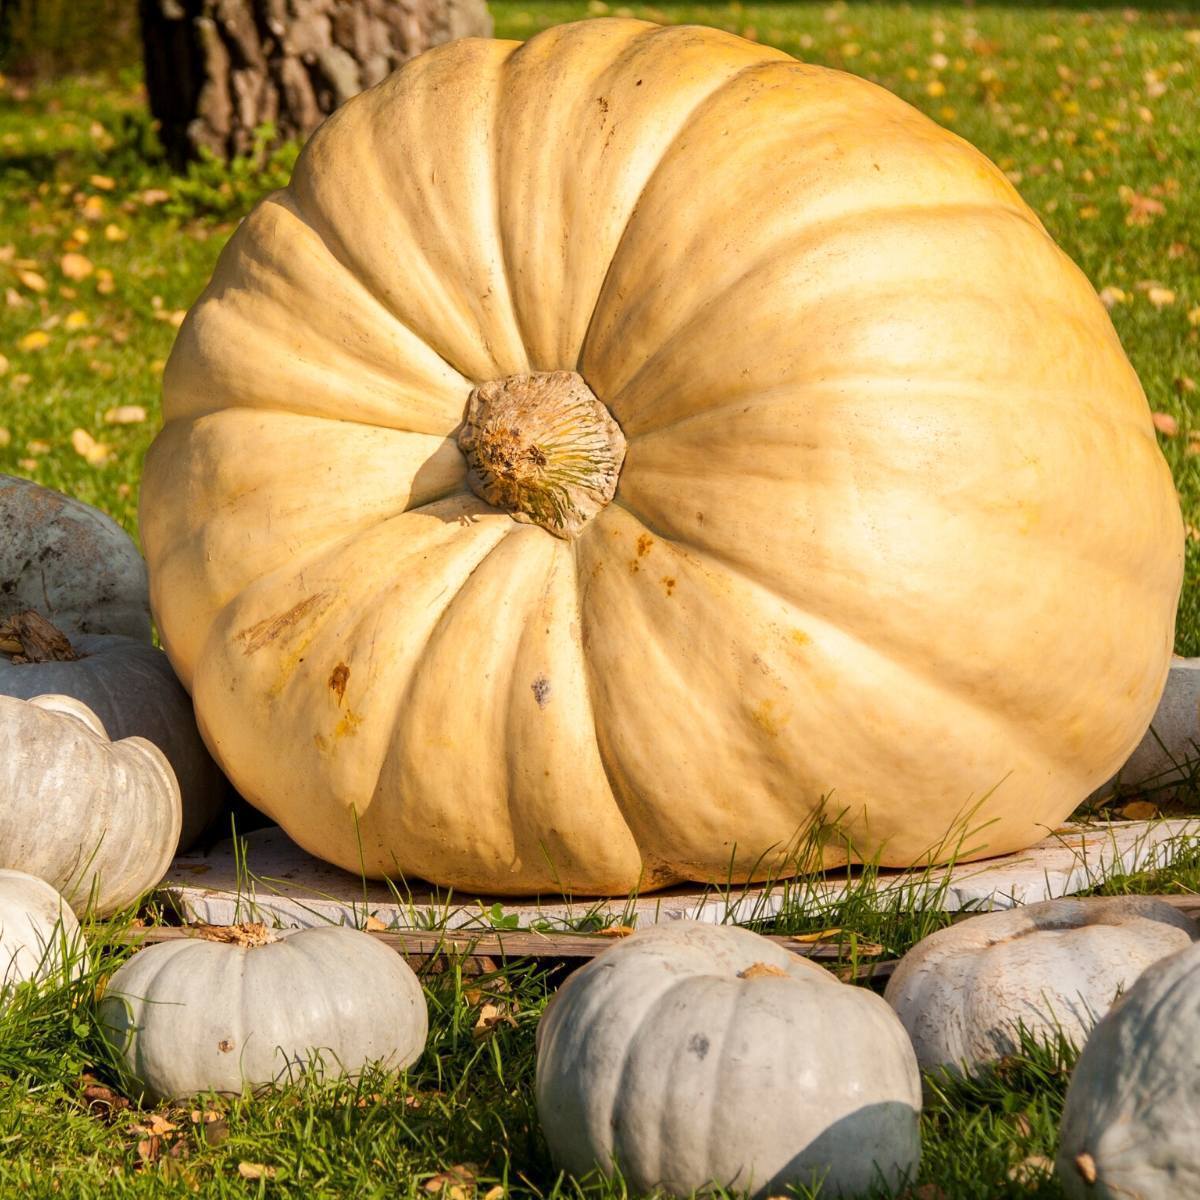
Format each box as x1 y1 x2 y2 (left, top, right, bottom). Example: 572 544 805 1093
140 19 1182 895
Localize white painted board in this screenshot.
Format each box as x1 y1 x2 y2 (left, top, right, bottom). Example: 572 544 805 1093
162 819 1200 932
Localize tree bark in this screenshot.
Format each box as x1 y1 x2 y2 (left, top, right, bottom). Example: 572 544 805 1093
139 0 492 166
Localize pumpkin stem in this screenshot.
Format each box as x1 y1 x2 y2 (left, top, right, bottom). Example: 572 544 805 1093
457 371 626 540
0 610 80 664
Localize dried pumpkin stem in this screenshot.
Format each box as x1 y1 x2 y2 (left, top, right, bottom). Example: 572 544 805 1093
0 610 80 664
457 371 626 540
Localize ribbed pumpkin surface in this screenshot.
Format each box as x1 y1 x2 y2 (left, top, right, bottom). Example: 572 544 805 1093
140 19 1182 893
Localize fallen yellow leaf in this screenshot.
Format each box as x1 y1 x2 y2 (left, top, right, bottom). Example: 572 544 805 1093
18 330 49 351
1147 286 1176 309
16 269 47 293
81 195 104 221
96 268 115 295
89 174 116 191
103 405 146 425
64 310 89 331
1118 800 1160 821
70 428 112 466
0 352 8 375
104 223 127 243
1188 306 1200 327
1151 412 1179 436
0 428 10 447
364 915 387 932
140 188 170 205
60 252 93 281
1098 286 1127 309
237 1162 277 1181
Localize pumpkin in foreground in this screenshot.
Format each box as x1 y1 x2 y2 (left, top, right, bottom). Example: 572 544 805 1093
0 611 225 851
98 924 428 1103
885 896 1196 1077
535 922 921 1198
140 18 1182 894
0 694 181 915
1057 939 1200 1199
0 869 85 1011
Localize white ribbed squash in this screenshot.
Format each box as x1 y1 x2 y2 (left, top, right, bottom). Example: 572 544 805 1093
885 896 1196 1077
1057 940 1200 1199
0 621 225 851
0 694 181 915
535 921 921 1198
0 868 86 1010
98 925 428 1102
140 19 1182 895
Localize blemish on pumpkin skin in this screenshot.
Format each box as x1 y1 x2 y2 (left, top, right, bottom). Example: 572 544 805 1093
237 592 332 655
750 699 785 737
662 576 676 597
313 732 329 753
334 709 363 739
328 662 350 705
532 676 552 708
790 629 810 647
629 533 654 573
217 1039 234 1053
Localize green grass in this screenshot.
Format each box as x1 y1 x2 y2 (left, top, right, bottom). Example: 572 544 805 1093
1 2 1199 1195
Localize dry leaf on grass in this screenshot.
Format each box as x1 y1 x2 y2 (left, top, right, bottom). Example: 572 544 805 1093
60 252 93 281
71 428 113 466
424 1164 479 1197
1118 800 1160 821
364 915 387 932
1151 412 1179 436
595 924 635 937
473 1002 517 1038
104 405 146 425
238 1162 278 1181
189 922 277 947
1007 1153 1054 1185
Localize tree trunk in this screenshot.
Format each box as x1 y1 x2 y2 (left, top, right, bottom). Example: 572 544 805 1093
139 0 492 166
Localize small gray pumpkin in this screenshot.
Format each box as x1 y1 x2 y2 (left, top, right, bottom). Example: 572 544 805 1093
0 693 181 915
1057 939 1200 1199
0 868 86 1010
0 613 225 850
884 896 1195 1077
0 474 150 642
536 921 921 1199
99 924 429 1103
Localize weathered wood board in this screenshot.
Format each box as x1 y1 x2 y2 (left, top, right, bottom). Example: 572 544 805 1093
163 819 1200 932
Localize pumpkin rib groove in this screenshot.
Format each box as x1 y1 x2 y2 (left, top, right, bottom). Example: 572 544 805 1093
359 523 525 835
606 212 1122 440
570 49 775 375
497 20 666 367
571 519 679 891
181 484 478 695
288 38 531 383
500 542 641 885
620 397 1172 596
279 188 480 395
166 191 472 433
627 372 1154 451
598 500 1083 788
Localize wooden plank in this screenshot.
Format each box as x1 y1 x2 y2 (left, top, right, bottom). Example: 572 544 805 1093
113 923 898 980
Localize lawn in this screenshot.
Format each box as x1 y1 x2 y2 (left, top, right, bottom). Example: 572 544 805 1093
1 1 1199 1196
